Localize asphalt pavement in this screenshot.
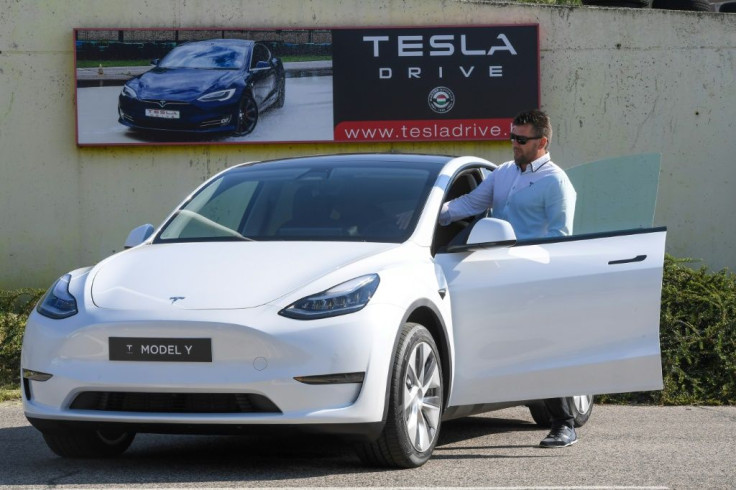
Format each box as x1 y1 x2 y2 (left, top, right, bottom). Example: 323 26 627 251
1 400 734 488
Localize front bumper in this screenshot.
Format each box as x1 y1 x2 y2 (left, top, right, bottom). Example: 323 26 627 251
21 302 402 435
118 97 237 133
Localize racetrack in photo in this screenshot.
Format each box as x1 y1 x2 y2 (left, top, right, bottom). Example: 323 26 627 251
76 76 334 145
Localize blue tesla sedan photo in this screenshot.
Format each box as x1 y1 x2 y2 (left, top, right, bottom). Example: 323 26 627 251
118 39 285 136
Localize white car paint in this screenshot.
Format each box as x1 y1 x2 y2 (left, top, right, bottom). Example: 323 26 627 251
438 230 666 405
91 241 399 310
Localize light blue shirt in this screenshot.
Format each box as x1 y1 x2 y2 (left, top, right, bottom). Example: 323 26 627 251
440 154 576 239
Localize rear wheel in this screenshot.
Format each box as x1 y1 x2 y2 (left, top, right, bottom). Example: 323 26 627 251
356 323 443 468
528 395 594 428
42 429 135 458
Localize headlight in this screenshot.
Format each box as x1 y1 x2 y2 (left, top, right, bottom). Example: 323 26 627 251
37 274 78 319
279 274 380 320
197 89 236 102
121 85 137 99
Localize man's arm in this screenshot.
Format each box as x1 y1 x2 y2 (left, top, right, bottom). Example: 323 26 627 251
439 174 495 226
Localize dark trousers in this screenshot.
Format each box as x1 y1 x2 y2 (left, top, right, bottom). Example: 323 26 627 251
544 397 574 429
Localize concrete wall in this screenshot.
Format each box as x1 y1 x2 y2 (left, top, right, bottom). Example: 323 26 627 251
1 0 734 288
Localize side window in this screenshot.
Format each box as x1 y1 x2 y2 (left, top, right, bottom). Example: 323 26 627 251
251 44 270 68
431 168 484 255
512 154 662 246
566 154 660 235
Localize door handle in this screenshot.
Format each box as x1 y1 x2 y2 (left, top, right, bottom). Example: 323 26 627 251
608 254 647 265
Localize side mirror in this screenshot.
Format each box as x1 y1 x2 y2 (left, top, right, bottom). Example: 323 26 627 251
254 60 270 70
445 218 516 253
468 218 516 245
124 224 154 249
466 218 516 246
150 59 159 66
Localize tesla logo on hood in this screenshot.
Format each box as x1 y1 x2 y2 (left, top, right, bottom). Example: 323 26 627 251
158 100 167 108
169 296 185 304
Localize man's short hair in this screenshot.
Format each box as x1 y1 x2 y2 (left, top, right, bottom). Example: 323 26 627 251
513 109 552 147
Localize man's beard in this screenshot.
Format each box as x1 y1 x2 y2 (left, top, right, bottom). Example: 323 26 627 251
513 149 531 167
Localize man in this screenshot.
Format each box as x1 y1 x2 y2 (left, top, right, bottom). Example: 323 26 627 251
439 109 579 448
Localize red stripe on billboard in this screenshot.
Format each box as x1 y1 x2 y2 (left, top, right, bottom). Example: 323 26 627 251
334 119 513 142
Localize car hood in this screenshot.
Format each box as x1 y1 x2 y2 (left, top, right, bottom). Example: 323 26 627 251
90 241 396 310
133 68 240 101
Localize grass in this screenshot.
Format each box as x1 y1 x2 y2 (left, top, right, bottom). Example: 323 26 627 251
1 290 43 402
0 385 19 402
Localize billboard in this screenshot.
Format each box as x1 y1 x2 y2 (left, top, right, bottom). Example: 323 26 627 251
74 26 539 146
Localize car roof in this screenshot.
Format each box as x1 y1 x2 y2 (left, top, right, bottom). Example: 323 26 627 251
234 153 457 172
182 39 256 48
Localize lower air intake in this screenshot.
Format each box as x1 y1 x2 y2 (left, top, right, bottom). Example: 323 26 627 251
70 392 281 414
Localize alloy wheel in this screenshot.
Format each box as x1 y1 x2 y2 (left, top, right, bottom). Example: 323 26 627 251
573 395 593 415
403 340 442 452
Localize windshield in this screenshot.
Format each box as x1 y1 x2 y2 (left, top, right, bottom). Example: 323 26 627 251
158 42 249 70
157 161 437 243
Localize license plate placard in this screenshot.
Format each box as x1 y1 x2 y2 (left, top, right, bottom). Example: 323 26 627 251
145 108 180 119
109 337 212 362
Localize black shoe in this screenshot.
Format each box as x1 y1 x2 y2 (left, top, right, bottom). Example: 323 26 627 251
539 425 578 448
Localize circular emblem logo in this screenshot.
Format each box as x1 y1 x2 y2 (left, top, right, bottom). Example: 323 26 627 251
428 86 455 114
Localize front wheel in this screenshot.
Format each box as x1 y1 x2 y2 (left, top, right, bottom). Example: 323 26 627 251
42 429 135 458
356 323 443 468
233 93 258 136
528 395 594 428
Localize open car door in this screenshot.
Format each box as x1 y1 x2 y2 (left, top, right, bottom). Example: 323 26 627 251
436 226 666 406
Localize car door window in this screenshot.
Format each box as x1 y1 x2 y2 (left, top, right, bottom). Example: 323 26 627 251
566 153 661 235
431 168 484 254
251 44 270 68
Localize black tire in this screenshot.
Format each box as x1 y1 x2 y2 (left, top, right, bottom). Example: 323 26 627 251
356 323 443 468
42 429 135 458
273 78 285 109
651 0 713 10
528 395 594 428
233 93 258 136
582 0 649 7
720 2 736 12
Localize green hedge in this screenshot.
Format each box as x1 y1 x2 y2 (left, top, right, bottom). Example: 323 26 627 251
600 256 736 405
2 255 735 404
0 289 44 401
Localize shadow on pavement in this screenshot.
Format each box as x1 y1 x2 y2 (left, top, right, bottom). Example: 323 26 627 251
0 412 540 485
